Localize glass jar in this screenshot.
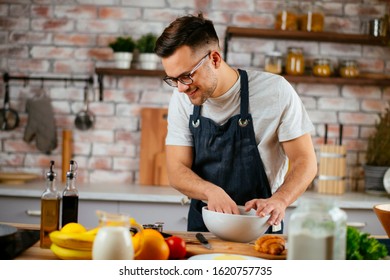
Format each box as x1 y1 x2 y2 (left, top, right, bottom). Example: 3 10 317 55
286 47 305 75
312 58 332 77
92 211 144 260
339 60 359 78
265 51 283 74
301 2 325 32
275 1 300 31
287 198 347 260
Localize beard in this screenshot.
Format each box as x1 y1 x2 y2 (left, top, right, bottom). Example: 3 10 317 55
187 67 218 106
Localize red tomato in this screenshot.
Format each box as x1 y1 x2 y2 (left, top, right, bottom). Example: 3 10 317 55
165 236 187 259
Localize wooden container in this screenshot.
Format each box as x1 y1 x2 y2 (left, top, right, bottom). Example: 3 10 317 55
317 144 347 194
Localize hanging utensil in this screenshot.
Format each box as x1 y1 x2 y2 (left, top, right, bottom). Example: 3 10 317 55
74 85 95 130
0 80 19 131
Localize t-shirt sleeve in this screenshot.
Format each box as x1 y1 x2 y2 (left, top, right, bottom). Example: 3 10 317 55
165 91 194 146
277 78 314 142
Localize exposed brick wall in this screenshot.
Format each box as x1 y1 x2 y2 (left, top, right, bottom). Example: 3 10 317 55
0 0 389 192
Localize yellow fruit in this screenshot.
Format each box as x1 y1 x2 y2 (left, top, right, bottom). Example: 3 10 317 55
135 229 170 260
49 230 95 250
50 243 92 260
61 223 87 233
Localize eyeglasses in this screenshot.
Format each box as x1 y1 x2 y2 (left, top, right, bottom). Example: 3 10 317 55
163 53 210 87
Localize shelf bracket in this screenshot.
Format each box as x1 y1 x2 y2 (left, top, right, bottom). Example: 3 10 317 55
97 73 104 101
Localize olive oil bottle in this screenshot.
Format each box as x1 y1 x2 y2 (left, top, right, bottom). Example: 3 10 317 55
61 160 79 227
40 161 61 248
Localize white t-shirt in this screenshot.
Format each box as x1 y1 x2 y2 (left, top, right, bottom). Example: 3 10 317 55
166 70 314 193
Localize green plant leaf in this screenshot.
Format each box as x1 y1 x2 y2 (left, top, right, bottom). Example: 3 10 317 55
366 105 390 166
136 33 157 53
109 36 136 52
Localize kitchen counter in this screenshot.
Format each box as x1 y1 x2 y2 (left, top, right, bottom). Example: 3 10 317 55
0 181 388 209
0 181 187 204
0 181 389 234
7 223 276 260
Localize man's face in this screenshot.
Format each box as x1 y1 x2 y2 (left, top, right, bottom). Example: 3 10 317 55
162 46 217 106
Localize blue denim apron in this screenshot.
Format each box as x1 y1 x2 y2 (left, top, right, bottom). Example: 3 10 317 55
188 69 280 233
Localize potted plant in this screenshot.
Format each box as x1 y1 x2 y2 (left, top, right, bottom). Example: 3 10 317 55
109 36 136 69
136 33 160 70
364 105 390 194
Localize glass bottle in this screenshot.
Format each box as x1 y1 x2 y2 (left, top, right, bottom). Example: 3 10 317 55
287 197 347 260
275 0 299 31
301 2 325 32
286 47 305 75
40 160 61 248
61 160 79 227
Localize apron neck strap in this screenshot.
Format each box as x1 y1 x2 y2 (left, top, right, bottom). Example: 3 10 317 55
237 69 249 119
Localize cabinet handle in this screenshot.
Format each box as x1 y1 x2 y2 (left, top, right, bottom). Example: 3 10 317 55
26 210 41 216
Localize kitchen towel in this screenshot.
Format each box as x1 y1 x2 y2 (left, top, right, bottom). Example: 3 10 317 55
23 96 57 154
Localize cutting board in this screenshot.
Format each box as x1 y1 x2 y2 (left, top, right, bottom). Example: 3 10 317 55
173 232 286 260
139 107 169 186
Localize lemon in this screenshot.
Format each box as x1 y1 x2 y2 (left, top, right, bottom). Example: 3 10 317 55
61 222 87 233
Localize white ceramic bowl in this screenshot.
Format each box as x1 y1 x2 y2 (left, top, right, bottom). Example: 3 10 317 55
202 206 270 243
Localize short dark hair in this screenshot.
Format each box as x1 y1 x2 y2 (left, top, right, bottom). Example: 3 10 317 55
155 13 219 58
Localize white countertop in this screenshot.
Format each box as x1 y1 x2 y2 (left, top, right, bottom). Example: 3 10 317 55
0 181 389 209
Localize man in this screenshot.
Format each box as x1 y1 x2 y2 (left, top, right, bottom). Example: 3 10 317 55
155 13 317 232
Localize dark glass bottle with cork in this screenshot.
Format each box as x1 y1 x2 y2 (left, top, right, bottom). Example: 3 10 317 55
61 160 79 227
40 160 61 248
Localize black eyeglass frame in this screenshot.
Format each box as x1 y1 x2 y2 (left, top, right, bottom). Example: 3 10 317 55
163 52 210 87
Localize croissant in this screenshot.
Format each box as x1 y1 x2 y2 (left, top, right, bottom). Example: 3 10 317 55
254 235 286 255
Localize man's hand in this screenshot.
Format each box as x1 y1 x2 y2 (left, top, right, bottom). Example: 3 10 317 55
244 197 287 226
205 186 240 214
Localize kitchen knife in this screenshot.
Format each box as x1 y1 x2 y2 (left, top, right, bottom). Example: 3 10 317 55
196 232 212 249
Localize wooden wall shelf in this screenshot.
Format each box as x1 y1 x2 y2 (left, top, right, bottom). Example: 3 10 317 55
283 73 390 87
95 68 166 100
225 27 389 48
94 28 390 99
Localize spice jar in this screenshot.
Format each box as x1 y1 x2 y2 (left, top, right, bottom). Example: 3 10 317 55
339 60 359 78
275 1 299 31
312 58 332 77
301 2 325 32
286 47 305 75
287 198 347 260
265 51 283 74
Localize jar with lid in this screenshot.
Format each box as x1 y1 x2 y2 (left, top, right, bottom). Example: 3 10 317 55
285 47 305 75
287 198 347 260
265 51 283 74
275 1 300 31
339 60 359 78
312 58 332 77
301 2 325 32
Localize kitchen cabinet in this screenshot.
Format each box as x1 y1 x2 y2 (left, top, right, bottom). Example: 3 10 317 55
0 196 119 228
223 26 390 87
0 196 188 230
